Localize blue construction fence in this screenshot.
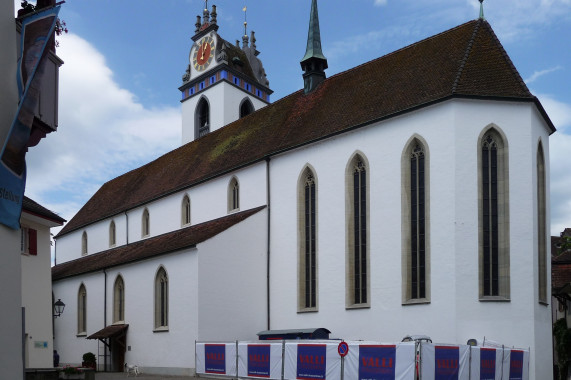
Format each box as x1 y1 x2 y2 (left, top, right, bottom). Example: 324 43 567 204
195 340 529 379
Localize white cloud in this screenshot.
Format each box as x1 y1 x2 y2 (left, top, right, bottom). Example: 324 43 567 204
374 0 388 6
525 66 563 84
24 33 181 223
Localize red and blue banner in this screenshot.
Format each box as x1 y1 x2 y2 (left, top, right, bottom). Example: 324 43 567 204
297 344 327 380
509 350 524 380
248 344 271 378
358 345 396 380
435 346 459 380
205 344 226 374
1 5 60 230
479 348 497 380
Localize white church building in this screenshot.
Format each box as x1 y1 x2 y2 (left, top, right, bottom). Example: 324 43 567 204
52 1 555 378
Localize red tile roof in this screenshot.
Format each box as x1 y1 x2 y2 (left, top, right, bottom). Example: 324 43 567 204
23 196 66 225
57 19 554 237
52 206 265 280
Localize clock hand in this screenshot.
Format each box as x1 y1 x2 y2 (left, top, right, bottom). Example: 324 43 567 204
201 42 205 60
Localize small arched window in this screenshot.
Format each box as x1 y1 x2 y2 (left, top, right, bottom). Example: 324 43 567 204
537 141 547 303
109 221 116 247
239 98 254 118
195 97 210 138
142 209 150 237
155 267 169 329
78 284 87 334
182 195 191 226
81 231 88 255
113 275 125 323
228 177 240 212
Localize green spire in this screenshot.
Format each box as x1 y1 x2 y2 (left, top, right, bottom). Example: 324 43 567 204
479 0 485 20
301 0 327 63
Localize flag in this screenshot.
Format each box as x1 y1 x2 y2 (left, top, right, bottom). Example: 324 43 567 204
0 5 60 230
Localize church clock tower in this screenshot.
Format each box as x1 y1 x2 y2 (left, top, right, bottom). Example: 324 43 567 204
179 3 272 145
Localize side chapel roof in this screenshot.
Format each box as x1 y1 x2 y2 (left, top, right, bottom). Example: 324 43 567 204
57 19 555 237
52 206 265 280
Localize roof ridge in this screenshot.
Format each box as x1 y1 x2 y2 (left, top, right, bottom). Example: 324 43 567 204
452 19 482 94
325 20 479 84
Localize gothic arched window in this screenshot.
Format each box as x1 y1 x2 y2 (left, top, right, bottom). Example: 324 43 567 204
113 275 125 323
154 267 169 329
182 195 191 226
346 153 369 307
298 167 318 311
478 127 510 299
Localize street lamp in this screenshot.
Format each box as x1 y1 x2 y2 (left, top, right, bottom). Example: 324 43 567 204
53 299 65 318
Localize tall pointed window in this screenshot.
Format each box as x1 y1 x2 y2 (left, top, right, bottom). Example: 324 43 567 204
346 154 369 307
109 221 116 247
402 138 430 303
537 142 547 304
298 167 318 311
228 177 240 212
81 231 88 255
239 98 254 118
113 275 125 323
195 97 210 138
78 284 87 335
154 267 169 330
182 195 191 226
479 127 510 299
142 208 150 237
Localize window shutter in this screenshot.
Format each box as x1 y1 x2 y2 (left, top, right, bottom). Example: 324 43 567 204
29 229 38 256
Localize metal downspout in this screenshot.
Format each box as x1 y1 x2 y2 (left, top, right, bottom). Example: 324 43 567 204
266 157 271 330
103 268 107 371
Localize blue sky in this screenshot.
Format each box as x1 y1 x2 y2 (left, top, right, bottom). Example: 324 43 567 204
18 0 571 236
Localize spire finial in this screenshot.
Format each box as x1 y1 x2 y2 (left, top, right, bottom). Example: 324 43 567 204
479 0 485 20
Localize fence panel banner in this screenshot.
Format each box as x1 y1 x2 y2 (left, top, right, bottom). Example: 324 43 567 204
238 342 283 379
501 349 529 380
469 346 503 380
196 342 237 377
284 341 341 380
420 343 469 380
344 341 415 380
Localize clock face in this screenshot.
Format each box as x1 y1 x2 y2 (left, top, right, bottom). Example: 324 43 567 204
192 36 215 72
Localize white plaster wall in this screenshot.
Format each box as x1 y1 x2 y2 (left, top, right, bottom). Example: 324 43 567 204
104 249 198 375
52 273 104 367
56 163 267 262
181 80 267 144
198 209 268 341
21 216 55 368
268 99 552 379
0 1 23 377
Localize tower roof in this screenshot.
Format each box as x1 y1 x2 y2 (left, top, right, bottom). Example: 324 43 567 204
57 19 555 237
300 0 327 64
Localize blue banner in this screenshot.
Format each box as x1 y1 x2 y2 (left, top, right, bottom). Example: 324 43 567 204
205 344 226 374
509 351 523 380
358 345 396 380
480 348 496 380
1 5 60 230
297 344 326 380
248 344 271 378
435 346 459 380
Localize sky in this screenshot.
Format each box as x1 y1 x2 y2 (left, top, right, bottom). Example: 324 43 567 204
16 0 571 237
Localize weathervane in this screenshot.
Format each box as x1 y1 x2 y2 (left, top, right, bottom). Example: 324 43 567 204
205 0 208 12
479 0 485 20
243 1 248 37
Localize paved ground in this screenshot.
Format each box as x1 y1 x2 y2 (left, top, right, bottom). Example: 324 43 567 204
94 372 211 380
